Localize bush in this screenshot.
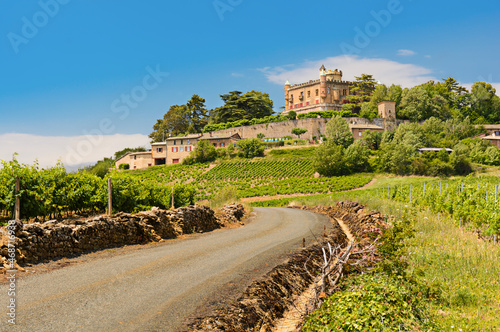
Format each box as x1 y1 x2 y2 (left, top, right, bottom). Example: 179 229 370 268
237 138 265 158
302 273 435 331
119 163 130 170
313 142 348 176
187 139 217 164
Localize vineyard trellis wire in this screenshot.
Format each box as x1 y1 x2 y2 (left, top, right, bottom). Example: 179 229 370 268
372 176 500 236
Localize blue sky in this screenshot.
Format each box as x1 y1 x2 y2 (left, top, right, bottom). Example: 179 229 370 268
1 0 499 168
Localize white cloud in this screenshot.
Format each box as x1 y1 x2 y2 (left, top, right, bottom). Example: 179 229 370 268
0 133 150 171
397 49 416 56
260 55 436 88
231 72 244 77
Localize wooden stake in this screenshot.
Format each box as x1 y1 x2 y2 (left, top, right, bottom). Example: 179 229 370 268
15 177 20 221
108 178 112 215
171 186 175 209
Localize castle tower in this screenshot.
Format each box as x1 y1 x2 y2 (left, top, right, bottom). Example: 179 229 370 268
284 80 291 111
320 65 327 100
332 69 342 82
378 100 396 131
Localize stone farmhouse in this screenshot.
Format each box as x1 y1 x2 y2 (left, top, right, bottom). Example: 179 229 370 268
115 133 241 169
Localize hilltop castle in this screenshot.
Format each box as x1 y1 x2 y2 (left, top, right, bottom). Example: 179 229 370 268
283 65 353 115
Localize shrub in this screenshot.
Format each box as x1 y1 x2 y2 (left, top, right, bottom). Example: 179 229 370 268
119 163 130 170
237 138 265 158
313 142 348 176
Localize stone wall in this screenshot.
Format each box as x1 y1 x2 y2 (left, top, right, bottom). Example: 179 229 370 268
206 117 407 141
0 204 245 268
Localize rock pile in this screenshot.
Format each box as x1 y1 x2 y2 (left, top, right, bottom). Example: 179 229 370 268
217 204 245 224
0 204 245 270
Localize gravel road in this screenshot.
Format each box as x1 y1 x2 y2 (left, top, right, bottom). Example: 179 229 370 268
0 207 330 332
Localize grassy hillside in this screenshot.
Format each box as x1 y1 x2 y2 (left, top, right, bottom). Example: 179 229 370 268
121 147 372 200
255 176 500 330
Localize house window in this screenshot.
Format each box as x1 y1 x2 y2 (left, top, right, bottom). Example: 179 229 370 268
495 131 500 136
186 146 191 152
134 156 137 160
172 159 179 164
213 143 217 147
295 104 298 108
180 146 184 152
315 89 319 96
187 139 190 144
306 102 310 106
157 148 163 153
134 166 137 169
307 91 310 97
316 100 319 104
148 163 152 167
173 140 176 145
180 140 183 145
359 132 362 137
220 142 225 147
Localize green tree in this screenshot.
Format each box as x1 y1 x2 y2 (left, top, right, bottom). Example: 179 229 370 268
287 110 297 120
291 127 307 138
150 95 208 142
470 82 500 123
345 140 370 172
325 115 354 148
210 90 274 123
361 130 383 150
237 138 265 158
313 142 347 176
345 74 377 113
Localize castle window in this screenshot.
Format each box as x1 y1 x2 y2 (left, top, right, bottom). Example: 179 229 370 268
307 91 310 97
316 89 319 96
328 88 331 94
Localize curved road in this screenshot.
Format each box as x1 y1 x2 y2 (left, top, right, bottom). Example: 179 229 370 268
0 207 330 332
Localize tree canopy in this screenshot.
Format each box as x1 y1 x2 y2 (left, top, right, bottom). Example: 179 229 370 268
210 90 274 124
325 115 354 148
149 95 208 142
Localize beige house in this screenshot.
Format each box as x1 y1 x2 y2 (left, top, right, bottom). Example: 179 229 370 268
166 134 203 165
115 151 153 170
349 124 384 140
166 133 241 165
151 142 167 166
283 65 352 115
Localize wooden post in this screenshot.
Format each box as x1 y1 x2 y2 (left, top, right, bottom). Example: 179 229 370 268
108 178 112 215
171 186 175 209
15 177 20 221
